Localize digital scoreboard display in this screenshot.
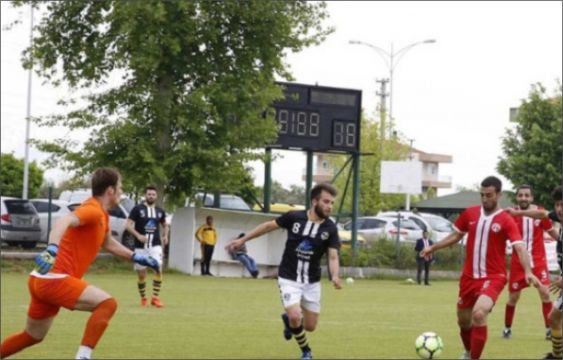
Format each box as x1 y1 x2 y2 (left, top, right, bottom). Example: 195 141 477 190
271 82 362 153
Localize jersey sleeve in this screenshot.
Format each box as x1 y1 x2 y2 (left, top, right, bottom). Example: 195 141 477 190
74 204 102 227
454 209 469 233
548 211 561 224
128 205 139 221
504 215 523 244
275 211 295 230
159 208 167 225
327 225 340 250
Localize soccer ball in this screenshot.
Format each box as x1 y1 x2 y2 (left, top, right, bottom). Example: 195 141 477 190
415 332 443 359
345 277 354 284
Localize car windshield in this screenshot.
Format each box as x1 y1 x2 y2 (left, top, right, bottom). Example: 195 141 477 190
220 196 251 211
5 200 37 214
392 219 421 230
423 216 453 232
120 198 136 213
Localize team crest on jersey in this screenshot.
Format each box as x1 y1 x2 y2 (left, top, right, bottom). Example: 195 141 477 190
512 282 519 290
321 232 329 240
534 219 541 226
283 293 291 301
491 223 501 233
140 209 146 217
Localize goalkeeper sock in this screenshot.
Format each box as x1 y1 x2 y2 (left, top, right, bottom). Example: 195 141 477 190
153 273 162 298
0 331 42 358
552 328 563 358
138 280 146 299
290 325 311 353
81 298 117 349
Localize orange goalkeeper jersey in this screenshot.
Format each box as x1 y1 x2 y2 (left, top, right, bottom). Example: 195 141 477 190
52 197 109 278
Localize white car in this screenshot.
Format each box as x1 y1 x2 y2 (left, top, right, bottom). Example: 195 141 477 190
377 211 456 242
342 216 423 242
29 199 72 243
63 190 136 249
185 193 251 211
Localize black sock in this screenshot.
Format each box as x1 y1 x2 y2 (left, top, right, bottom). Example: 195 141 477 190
290 325 310 353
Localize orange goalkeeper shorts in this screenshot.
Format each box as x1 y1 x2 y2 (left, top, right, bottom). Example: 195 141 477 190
27 275 89 320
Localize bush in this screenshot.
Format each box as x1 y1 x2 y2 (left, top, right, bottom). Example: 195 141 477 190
338 238 464 271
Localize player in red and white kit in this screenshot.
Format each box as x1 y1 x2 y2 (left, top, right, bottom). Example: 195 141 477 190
421 176 540 360
502 185 559 340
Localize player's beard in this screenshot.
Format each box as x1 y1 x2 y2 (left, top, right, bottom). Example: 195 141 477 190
146 198 156 205
483 199 497 212
314 203 330 219
518 201 530 210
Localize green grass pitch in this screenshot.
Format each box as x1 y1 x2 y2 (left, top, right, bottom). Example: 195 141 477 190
0 272 554 359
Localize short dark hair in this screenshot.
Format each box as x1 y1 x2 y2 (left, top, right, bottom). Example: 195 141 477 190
145 185 157 193
310 182 337 201
481 176 502 193
552 186 562 201
91 167 121 196
516 184 533 196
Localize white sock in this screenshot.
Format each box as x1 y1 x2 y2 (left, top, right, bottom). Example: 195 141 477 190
76 345 93 359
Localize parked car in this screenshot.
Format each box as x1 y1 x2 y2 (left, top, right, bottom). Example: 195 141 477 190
1 197 41 248
342 216 423 242
29 199 72 243
64 190 136 249
336 223 367 249
377 211 455 242
186 193 252 211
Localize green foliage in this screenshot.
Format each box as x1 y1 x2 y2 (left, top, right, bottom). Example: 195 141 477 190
339 238 464 271
0 153 44 198
254 181 306 206
498 82 563 207
328 113 411 215
12 1 333 205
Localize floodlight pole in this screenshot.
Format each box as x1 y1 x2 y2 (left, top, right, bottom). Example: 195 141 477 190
22 4 34 199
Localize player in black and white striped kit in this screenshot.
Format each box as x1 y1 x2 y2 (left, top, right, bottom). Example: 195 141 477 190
228 183 342 360
126 185 168 308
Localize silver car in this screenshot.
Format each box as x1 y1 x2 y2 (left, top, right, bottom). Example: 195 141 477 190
1 197 41 248
343 216 423 242
29 199 72 243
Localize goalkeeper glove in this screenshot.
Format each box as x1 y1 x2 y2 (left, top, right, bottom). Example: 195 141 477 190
34 243 59 274
132 253 160 273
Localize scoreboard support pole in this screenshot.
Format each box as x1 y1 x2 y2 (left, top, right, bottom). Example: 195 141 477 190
351 152 360 259
263 148 272 213
305 150 313 210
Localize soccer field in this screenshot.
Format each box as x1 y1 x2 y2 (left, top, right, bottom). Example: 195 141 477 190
0 272 553 359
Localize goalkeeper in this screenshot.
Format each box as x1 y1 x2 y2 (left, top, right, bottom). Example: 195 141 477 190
0 168 159 360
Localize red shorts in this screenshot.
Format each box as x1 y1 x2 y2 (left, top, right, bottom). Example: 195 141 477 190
457 274 507 309
27 275 89 320
508 265 550 293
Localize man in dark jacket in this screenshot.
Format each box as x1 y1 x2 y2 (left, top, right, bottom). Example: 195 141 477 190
414 230 433 285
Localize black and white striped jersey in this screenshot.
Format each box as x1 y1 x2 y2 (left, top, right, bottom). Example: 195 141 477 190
548 211 562 273
276 210 340 284
128 204 166 249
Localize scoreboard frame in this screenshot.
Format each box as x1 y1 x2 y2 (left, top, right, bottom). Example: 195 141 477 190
270 82 362 154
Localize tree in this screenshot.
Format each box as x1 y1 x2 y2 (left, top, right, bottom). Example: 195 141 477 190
254 181 306 206
14 1 332 205
327 113 411 216
0 153 44 198
497 82 562 207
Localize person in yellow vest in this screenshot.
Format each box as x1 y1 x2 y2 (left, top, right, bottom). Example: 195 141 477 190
195 215 217 276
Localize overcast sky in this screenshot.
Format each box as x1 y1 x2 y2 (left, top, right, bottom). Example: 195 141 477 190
1 1 562 196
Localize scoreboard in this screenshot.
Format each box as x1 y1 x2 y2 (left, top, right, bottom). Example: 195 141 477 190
271 82 362 153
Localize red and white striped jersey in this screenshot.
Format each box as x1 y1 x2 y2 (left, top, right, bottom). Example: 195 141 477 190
455 206 523 279
510 207 552 268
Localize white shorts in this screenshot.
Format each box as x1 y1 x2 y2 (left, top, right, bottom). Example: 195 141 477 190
278 277 321 313
133 246 163 271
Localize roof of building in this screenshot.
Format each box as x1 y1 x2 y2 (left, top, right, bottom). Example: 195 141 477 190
414 190 514 214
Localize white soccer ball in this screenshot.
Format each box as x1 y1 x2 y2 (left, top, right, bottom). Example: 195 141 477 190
345 277 354 284
415 332 443 359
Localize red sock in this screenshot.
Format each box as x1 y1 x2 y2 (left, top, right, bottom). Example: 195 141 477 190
504 304 515 327
0 331 42 358
542 301 553 328
471 325 487 360
81 298 117 348
460 327 473 351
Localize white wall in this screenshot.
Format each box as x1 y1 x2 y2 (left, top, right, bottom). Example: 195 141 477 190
169 207 288 277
